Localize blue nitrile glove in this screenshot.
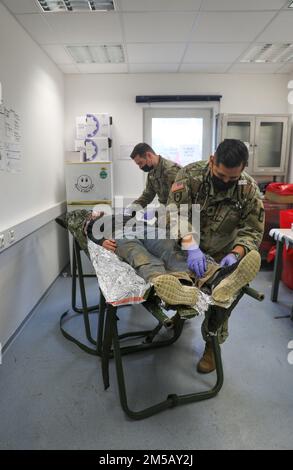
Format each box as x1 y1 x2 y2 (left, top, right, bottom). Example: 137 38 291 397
187 247 207 278
220 253 238 267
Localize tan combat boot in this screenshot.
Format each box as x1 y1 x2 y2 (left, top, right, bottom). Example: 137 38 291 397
212 250 261 304
152 274 199 306
197 342 216 374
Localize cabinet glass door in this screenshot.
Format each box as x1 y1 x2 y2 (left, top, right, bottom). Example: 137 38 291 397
222 115 255 173
254 117 288 173
226 121 251 143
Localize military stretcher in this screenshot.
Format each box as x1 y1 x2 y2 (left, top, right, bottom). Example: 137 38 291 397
56 215 264 420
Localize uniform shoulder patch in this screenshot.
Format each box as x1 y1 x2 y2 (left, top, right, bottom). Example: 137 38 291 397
258 207 265 223
171 182 184 192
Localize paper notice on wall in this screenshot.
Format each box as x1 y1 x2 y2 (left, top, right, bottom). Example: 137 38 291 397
0 105 5 171
5 108 21 143
0 105 4 142
0 143 6 171
6 142 22 173
76 116 87 140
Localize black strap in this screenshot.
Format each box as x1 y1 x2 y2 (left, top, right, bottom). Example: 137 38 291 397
60 310 100 356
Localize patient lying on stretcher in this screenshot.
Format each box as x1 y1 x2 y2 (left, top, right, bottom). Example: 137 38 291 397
64 208 260 312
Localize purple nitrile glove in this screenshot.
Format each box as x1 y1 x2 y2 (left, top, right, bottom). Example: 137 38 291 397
220 253 238 267
187 247 207 278
144 209 156 220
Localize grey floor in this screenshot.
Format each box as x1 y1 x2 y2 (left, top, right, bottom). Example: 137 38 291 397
0 268 292 450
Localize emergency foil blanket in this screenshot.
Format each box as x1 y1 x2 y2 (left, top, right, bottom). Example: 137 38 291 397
88 240 150 306
88 240 235 312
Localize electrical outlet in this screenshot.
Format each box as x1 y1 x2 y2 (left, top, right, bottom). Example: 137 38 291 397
0 234 4 249
8 230 15 244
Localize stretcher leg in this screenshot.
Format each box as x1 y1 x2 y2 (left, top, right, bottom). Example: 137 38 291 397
108 303 223 420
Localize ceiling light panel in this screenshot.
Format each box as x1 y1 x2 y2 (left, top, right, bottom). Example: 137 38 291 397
37 0 116 12
241 44 293 63
67 45 125 63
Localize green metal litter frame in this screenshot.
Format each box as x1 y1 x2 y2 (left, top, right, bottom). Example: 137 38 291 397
60 234 264 420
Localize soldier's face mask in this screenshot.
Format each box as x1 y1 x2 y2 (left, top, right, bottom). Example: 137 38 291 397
210 159 242 191
133 154 154 172
212 174 237 191
141 164 154 172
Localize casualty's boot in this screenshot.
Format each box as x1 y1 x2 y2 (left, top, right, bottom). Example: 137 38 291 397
197 341 216 374
168 271 194 286
152 274 199 306
212 250 261 305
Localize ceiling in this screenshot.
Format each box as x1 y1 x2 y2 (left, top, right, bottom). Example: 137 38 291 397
1 0 293 74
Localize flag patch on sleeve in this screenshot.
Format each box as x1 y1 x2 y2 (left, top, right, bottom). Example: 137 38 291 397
171 182 184 192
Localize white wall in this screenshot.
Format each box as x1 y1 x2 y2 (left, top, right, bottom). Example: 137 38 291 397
0 3 65 229
65 73 290 197
0 3 69 348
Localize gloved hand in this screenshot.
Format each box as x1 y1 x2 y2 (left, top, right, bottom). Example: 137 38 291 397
220 253 238 267
143 209 156 220
187 247 207 278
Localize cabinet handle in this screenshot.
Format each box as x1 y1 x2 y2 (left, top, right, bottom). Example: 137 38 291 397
254 144 258 147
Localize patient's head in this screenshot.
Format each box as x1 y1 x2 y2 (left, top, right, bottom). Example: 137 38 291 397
83 210 104 236
91 210 104 220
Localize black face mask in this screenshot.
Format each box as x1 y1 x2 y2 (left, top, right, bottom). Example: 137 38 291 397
141 164 154 173
212 174 237 191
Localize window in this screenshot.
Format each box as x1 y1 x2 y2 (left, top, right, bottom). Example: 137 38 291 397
144 107 213 166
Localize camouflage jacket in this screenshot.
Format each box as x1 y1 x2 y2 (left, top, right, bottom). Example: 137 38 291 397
167 161 265 259
133 156 181 208
65 209 90 254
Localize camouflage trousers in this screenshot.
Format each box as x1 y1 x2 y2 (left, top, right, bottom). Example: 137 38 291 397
115 227 229 344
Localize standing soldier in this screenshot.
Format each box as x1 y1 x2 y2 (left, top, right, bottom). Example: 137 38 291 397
127 142 181 210
168 139 265 373
97 143 181 253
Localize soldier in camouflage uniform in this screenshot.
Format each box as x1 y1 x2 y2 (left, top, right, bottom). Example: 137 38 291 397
103 142 181 253
62 141 263 374
168 139 264 373
129 142 181 208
